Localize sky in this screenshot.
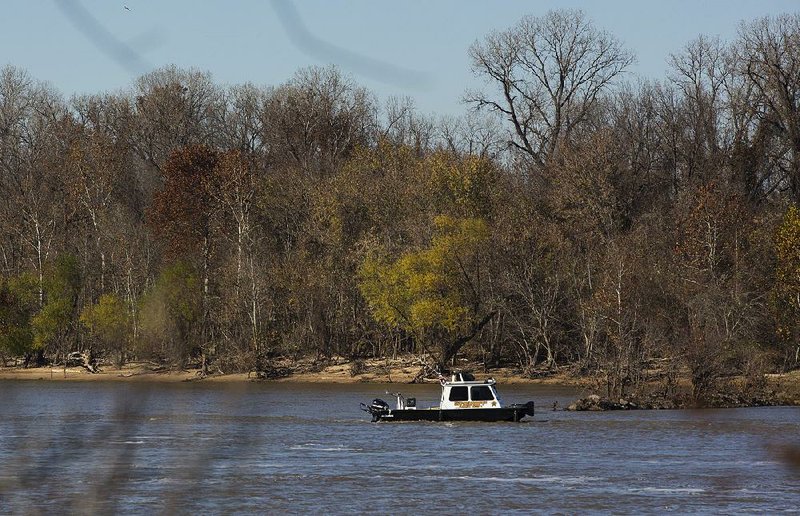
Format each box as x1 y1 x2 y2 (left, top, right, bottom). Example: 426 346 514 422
1 1 798 116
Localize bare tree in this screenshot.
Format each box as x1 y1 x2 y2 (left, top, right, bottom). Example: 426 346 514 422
381 96 436 155
130 66 224 173
218 83 269 155
262 66 376 176
506 262 563 372
0 67 67 304
668 36 730 174
467 9 633 167
438 111 504 160
736 14 800 202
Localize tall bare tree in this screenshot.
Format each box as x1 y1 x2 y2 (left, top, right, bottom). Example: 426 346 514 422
736 14 800 201
0 67 67 304
467 9 633 167
263 66 376 176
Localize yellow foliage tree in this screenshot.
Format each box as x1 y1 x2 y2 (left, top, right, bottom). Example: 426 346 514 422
80 294 131 368
359 215 494 369
424 151 496 218
774 204 800 365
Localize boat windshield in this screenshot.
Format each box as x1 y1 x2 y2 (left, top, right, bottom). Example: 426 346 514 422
449 386 469 401
470 385 495 401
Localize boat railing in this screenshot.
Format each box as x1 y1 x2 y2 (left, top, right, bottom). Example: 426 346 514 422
386 391 417 410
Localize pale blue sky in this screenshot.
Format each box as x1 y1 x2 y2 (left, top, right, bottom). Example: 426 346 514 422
2 1 798 116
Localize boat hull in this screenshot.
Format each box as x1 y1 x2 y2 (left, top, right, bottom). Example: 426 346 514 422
374 403 534 422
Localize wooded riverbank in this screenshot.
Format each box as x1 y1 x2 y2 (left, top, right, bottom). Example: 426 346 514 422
3 357 799 410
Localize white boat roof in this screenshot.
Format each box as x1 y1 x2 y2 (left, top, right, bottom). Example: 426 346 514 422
442 373 496 386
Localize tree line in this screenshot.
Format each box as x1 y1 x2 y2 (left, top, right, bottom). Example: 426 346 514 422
1 10 799 400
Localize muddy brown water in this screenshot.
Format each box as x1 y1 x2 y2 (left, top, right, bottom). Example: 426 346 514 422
0 381 798 514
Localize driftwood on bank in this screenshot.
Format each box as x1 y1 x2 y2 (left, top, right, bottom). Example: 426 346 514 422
66 351 99 373
248 365 292 380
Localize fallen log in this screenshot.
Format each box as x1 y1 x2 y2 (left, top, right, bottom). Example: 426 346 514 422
66 351 99 373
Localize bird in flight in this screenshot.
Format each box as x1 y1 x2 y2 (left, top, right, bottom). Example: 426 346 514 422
124 5 131 10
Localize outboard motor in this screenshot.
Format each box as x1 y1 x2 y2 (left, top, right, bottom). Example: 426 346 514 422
360 398 390 422
523 401 535 417
369 398 389 412
508 400 536 421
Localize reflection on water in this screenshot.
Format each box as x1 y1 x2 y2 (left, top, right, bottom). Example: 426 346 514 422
0 381 798 513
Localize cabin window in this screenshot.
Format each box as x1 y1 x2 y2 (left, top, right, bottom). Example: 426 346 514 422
449 386 469 401
470 386 495 401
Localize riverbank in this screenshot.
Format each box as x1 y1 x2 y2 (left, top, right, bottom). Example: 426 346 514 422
0 356 586 385
564 371 800 410
2 357 799 408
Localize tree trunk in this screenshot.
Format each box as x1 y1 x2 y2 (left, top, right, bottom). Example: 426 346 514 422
437 311 496 371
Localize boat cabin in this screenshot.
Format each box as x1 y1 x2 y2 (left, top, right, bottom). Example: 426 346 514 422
439 372 502 410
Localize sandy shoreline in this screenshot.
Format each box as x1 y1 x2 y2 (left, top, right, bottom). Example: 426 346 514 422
0 358 585 386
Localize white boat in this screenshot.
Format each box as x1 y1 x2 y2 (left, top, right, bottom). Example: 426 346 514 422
361 372 535 422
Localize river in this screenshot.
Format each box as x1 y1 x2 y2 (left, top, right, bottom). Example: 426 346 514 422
0 380 798 514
